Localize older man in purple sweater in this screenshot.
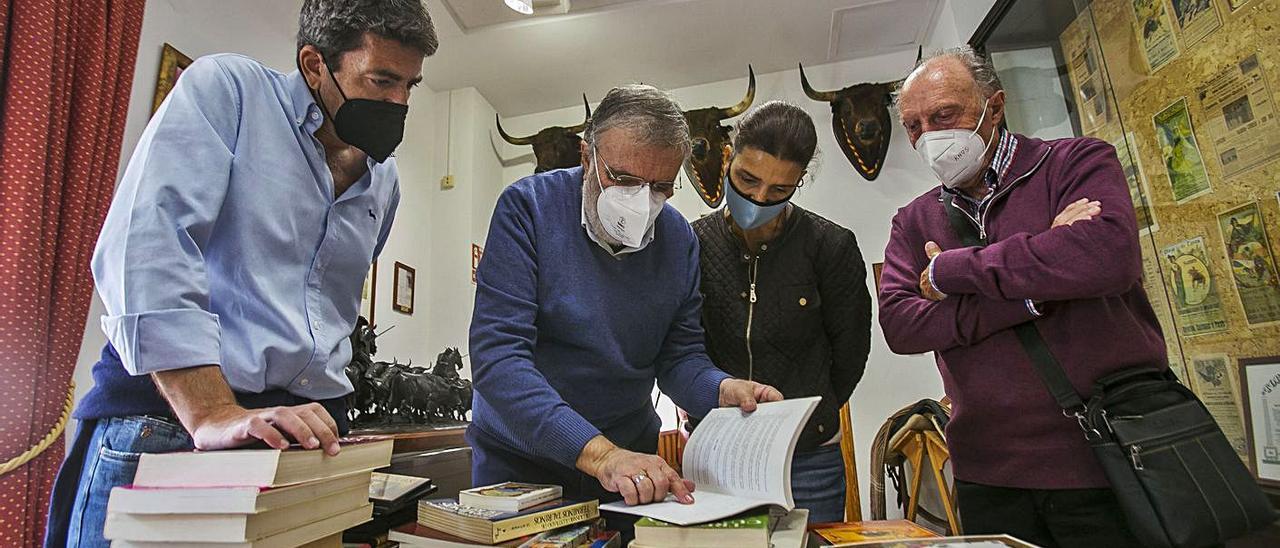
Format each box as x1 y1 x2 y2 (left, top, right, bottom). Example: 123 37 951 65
879 47 1164 546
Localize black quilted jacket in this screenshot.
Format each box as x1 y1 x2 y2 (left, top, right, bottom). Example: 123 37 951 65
690 206 872 452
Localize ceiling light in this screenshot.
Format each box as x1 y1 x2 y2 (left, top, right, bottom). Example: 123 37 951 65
504 0 533 15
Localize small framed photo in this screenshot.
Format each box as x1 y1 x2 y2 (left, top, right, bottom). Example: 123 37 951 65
1238 356 1280 487
872 262 885 293
392 261 415 315
151 43 193 115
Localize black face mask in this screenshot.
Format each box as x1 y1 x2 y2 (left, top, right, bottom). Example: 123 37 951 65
316 60 408 163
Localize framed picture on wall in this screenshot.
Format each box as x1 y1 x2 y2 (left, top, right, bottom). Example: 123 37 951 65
151 43 193 115
1238 356 1280 487
872 262 885 293
393 261 415 315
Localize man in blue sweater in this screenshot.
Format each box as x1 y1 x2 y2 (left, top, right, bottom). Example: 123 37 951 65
469 85 782 510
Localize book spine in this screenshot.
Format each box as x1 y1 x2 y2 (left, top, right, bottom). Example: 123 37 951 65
493 501 600 543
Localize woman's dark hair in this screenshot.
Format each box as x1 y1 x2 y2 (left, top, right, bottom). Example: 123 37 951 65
298 0 438 70
732 100 818 169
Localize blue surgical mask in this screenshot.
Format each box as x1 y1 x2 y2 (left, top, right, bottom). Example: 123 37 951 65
724 172 791 231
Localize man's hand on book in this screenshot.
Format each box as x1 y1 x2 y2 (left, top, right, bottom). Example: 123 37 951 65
188 403 341 456
577 435 694 506
718 379 784 412
152 366 341 455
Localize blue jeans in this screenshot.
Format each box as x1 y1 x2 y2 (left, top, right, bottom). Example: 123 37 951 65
791 443 847 523
46 415 194 548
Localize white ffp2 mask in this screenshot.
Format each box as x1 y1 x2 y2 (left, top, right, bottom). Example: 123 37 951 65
914 99 997 189
592 155 666 249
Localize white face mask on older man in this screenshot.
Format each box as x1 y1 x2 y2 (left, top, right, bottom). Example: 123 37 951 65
587 148 666 249
914 98 997 189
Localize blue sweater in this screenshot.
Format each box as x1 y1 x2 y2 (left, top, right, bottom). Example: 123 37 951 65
469 167 730 469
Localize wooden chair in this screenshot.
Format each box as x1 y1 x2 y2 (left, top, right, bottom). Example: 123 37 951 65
839 402 863 522
889 418 960 535
657 427 686 474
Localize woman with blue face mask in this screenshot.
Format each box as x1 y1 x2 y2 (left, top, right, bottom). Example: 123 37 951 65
689 101 873 523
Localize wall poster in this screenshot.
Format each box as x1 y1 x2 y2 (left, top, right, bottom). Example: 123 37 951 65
1188 353 1248 459
1062 12 1114 134
1240 356 1280 486
1228 0 1254 12
1162 236 1229 337
1217 201 1280 326
1131 0 1181 72
1141 252 1184 376
1153 98 1214 203
1197 54 1280 179
1169 0 1222 47
1113 134 1158 234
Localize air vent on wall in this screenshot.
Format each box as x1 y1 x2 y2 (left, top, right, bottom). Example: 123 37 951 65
829 0 942 60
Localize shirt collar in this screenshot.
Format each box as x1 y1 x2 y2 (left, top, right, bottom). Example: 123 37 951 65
989 128 1018 185
941 128 1018 203
286 70 325 132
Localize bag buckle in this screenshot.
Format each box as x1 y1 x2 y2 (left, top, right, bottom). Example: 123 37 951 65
1065 407 1102 441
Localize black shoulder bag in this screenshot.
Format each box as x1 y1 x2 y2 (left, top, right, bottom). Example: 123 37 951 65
943 195 1276 547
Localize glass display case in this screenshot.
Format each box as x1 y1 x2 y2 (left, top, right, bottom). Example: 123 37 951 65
972 0 1280 486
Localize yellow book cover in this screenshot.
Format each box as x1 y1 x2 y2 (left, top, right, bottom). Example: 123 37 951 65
814 520 939 543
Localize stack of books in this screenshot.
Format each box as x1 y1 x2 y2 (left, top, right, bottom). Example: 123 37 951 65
389 482 618 547
629 508 808 548
103 439 394 547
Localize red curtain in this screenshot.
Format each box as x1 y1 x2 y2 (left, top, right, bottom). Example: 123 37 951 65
0 0 144 544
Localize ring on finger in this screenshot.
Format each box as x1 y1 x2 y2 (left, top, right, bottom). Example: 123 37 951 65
631 473 649 485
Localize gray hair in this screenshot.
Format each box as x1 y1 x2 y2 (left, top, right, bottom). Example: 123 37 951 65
584 84 692 159
297 0 439 69
899 45 1003 100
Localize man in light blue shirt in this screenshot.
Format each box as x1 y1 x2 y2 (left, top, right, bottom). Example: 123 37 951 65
45 2 437 546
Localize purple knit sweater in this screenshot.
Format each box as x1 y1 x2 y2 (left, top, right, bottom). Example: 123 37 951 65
878 134 1167 489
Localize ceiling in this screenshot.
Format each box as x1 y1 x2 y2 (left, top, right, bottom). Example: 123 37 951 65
422 0 943 115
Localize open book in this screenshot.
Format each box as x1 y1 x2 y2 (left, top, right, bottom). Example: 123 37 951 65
600 396 820 525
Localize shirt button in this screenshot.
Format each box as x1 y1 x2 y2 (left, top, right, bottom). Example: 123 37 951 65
760 244 768 251
799 297 808 307
312 320 322 331
300 378 310 386
310 111 321 121
742 254 750 260
818 424 825 433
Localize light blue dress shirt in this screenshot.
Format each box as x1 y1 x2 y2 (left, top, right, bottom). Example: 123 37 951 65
92 53 400 400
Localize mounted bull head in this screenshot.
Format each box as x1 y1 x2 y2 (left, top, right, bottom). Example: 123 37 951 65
497 95 591 174
682 66 755 208
799 47 920 181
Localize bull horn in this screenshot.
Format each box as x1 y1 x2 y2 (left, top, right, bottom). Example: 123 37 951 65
567 94 590 134
495 114 534 146
718 65 756 118
799 63 839 102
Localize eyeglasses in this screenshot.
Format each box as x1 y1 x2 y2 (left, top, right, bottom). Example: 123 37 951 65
592 146 682 194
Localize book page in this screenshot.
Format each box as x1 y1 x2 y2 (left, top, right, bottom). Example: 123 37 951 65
600 397 819 525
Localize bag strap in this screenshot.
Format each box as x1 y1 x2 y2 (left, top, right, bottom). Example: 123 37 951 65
941 195 1087 413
